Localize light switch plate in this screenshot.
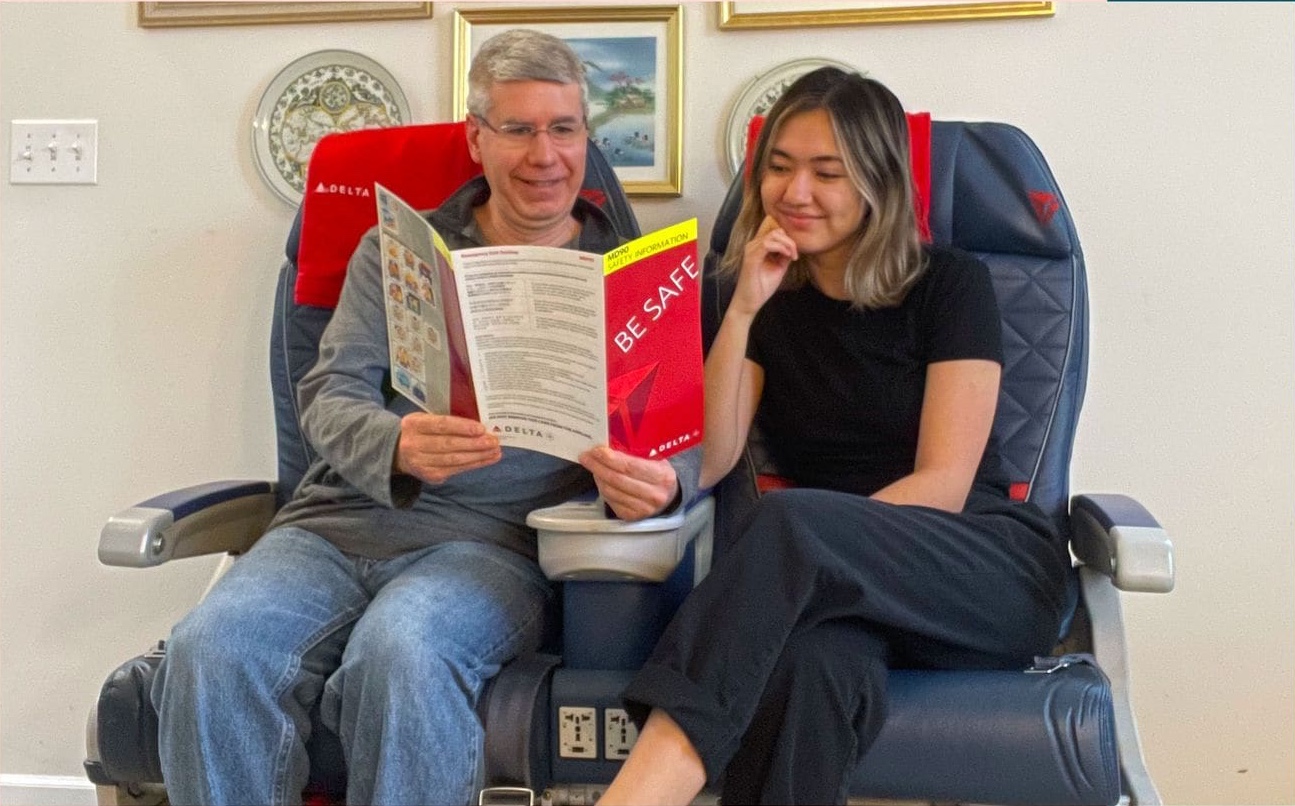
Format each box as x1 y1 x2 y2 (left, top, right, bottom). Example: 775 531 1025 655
10 119 98 184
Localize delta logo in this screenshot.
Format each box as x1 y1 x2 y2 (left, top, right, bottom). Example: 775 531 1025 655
492 424 555 441
648 430 700 458
314 182 371 198
1029 190 1060 225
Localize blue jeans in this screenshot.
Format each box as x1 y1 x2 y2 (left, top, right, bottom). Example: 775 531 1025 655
151 526 553 806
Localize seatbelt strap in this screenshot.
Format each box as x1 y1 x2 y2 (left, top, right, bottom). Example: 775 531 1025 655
481 653 562 789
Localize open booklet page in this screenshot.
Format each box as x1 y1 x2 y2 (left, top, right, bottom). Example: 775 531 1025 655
375 183 702 463
376 185 479 422
454 241 608 461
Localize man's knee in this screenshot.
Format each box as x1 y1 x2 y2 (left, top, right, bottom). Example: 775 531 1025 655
344 620 497 706
164 600 265 677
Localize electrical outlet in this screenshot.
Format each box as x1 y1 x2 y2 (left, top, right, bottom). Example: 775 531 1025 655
558 706 597 759
10 119 98 185
603 708 639 760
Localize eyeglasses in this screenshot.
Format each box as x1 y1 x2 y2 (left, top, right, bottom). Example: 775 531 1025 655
473 114 587 147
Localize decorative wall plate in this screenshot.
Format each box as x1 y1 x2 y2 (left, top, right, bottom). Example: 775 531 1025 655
252 50 412 205
724 58 859 179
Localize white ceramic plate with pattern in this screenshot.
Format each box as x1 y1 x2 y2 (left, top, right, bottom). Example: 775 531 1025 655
724 58 860 180
252 49 412 205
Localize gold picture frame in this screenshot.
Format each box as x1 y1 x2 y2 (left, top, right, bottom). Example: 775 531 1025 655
452 5 684 197
138 2 433 28
718 1 1053 29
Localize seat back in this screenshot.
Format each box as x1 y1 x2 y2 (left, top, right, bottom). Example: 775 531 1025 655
927 122 1087 528
263 122 641 796
269 122 641 506
704 119 1086 535
698 117 1110 806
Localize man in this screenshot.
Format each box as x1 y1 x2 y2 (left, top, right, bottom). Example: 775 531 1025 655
152 30 700 805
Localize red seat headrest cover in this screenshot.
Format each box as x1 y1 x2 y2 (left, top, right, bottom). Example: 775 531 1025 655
293 114 931 309
744 111 932 241
293 123 481 308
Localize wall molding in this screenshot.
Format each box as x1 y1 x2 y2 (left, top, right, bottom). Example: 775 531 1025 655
0 774 96 806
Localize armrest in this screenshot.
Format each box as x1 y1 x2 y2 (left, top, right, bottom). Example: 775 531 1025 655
99 480 277 568
527 495 715 583
1070 493 1175 593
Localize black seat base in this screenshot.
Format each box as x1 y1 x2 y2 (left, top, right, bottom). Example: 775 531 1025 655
477 657 1120 806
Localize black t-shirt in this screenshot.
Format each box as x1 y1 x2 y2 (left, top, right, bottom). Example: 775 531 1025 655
747 244 1009 498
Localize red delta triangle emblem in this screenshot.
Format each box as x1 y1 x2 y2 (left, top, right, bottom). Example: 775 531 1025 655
606 363 659 449
1028 191 1060 225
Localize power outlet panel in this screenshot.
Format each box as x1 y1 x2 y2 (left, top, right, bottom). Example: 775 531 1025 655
10 119 98 185
558 706 598 759
603 708 639 760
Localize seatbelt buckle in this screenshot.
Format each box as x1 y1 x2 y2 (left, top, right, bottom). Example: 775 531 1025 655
1026 653 1099 674
479 786 536 806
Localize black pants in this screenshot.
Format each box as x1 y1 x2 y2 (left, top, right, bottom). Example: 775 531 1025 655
622 488 1069 805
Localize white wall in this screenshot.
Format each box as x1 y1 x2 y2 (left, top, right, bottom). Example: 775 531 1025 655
1 2 1291 804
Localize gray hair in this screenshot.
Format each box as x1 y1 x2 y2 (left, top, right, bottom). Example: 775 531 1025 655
466 29 589 120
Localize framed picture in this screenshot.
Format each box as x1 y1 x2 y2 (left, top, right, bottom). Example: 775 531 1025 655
452 5 683 197
717 1 1053 29
137 2 433 28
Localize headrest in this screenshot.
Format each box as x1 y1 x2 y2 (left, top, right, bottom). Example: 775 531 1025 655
926 121 1077 258
293 123 480 308
290 122 642 309
744 112 932 241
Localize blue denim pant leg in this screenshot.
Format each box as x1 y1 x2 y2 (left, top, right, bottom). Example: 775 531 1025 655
151 526 367 806
322 539 554 806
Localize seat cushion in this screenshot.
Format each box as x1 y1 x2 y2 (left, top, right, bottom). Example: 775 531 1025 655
852 663 1119 805
474 659 1119 805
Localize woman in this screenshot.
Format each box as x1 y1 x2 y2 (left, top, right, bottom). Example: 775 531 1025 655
597 68 1071 805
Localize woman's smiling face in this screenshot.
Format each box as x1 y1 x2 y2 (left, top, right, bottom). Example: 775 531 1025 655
760 108 867 272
